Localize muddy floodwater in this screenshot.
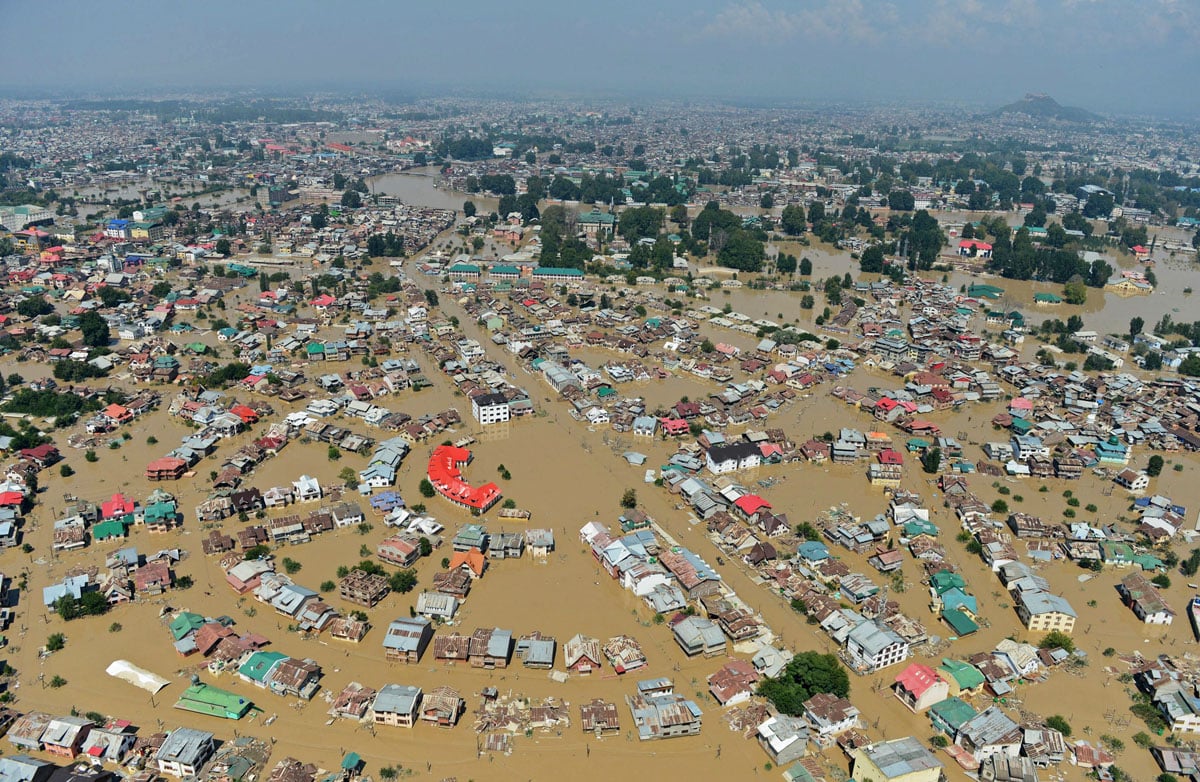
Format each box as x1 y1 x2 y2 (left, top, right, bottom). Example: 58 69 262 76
5 244 1200 782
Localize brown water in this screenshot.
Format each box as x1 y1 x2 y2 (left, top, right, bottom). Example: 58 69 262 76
5 254 1198 781
371 169 495 214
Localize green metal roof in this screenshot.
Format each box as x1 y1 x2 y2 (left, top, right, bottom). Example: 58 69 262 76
929 695 977 731
169 612 206 641
238 651 287 683
532 267 584 277
942 608 978 636
939 659 985 690
144 501 177 522
930 570 965 595
92 520 127 540
174 682 254 720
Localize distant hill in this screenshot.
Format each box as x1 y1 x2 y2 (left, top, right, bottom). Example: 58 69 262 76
993 93 1101 123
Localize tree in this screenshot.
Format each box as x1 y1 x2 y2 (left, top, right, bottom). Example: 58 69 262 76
795 522 821 541
463 200 476 218
1045 715 1072 737
920 447 942 474
1129 316 1144 339
1147 455 1164 477
1082 192 1114 219
776 254 797 274
46 633 65 652
419 478 436 498
215 238 231 256
419 537 433 557
1177 354 1200 377
757 651 850 716
620 488 637 509
340 190 362 209
991 499 1009 514
887 190 915 211
1039 630 1075 653
389 569 418 594
859 245 885 273
759 193 774 209
618 206 664 242
799 257 812 276
79 311 110 347
718 231 764 272
282 557 302 575
16 296 53 318
1063 280 1087 305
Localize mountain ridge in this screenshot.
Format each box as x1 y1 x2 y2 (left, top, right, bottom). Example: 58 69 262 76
993 93 1101 123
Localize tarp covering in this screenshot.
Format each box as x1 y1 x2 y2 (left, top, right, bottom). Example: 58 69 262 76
106 659 169 694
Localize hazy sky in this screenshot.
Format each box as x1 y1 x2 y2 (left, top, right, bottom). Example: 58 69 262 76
5 0 1199 116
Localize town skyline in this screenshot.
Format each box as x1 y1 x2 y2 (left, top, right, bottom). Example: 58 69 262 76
4 0 1199 117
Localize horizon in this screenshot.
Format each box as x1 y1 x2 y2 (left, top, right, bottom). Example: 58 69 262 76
3 0 1198 119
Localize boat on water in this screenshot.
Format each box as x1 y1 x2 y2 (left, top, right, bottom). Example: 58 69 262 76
1189 596 1200 640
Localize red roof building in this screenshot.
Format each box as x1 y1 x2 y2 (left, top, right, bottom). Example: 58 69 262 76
230 404 259 424
427 445 501 512
659 418 690 436
146 457 188 481
733 495 772 517
102 493 137 519
892 662 948 712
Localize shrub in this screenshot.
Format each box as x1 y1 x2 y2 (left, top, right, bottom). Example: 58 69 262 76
620 488 637 509
1039 630 1075 653
1045 715 1072 737
49 675 67 688
46 633 65 652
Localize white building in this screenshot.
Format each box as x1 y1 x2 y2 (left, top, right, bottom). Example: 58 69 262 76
471 393 510 426
156 728 215 778
844 620 910 673
705 442 762 475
